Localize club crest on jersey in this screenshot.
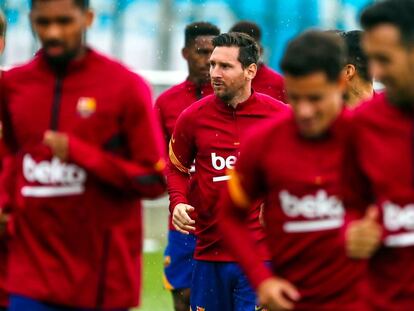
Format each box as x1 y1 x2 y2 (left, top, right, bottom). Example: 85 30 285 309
196 307 205 311
77 97 96 118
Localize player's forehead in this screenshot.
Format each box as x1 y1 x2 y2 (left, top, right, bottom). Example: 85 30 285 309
210 46 239 63
285 72 336 94
193 35 215 47
31 0 83 17
363 24 404 51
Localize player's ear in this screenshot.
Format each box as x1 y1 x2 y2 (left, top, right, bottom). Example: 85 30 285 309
344 64 356 81
182 47 189 61
337 70 348 92
84 9 94 29
245 63 257 81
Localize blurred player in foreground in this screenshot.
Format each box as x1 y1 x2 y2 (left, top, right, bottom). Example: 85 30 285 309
1 0 166 310
218 30 371 310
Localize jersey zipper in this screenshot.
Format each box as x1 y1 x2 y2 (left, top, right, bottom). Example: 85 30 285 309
50 74 64 130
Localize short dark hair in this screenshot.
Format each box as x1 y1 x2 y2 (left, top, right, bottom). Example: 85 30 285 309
184 22 220 47
280 30 346 81
341 30 371 82
0 10 6 37
229 21 262 42
360 0 414 47
31 0 89 9
212 32 260 68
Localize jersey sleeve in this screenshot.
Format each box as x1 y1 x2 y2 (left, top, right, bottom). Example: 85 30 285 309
154 95 170 146
68 74 166 198
341 116 374 215
166 108 196 211
218 129 274 289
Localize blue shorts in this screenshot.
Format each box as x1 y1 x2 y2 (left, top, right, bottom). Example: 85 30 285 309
8 295 127 311
190 260 259 311
163 229 196 291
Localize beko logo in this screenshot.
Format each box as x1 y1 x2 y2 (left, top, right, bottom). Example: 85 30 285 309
22 154 86 197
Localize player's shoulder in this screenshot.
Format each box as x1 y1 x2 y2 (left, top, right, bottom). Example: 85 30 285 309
352 91 388 123
257 64 284 82
244 110 293 147
254 92 290 112
178 94 214 120
3 55 40 81
89 49 149 87
155 81 188 106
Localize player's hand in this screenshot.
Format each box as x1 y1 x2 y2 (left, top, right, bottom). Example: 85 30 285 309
0 210 10 237
257 277 300 310
43 131 69 161
346 205 382 259
259 203 266 227
172 203 195 234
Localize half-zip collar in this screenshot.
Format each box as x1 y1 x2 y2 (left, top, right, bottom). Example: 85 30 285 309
214 89 258 114
37 47 94 75
184 79 211 100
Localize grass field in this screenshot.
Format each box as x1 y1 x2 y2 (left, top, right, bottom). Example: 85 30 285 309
131 251 173 311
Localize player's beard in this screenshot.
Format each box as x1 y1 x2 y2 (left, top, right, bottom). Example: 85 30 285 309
43 40 79 73
387 88 414 113
215 86 236 103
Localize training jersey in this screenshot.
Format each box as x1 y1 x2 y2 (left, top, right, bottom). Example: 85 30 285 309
168 91 289 261
0 49 166 309
219 109 365 310
155 80 213 231
252 64 286 102
0 69 9 308
350 92 414 310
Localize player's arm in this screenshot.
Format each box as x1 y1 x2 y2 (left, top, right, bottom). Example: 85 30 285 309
0 154 17 238
167 110 197 234
0 73 19 238
45 75 166 198
154 96 171 146
342 118 382 259
218 133 299 310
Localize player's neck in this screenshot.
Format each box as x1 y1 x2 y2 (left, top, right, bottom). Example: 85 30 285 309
187 74 209 87
226 86 252 109
347 82 374 108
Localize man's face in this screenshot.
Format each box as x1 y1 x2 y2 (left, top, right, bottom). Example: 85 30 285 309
183 35 215 84
209 46 255 102
286 72 344 138
30 0 93 65
363 24 414 105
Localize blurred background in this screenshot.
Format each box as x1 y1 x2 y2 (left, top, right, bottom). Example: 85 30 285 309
0 0 375 310
1 0 373 75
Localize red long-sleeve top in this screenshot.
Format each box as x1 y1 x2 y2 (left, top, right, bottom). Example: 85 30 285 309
350 92 414 310
0 49 166 309
168 91 289 261
219 110 365 310
155 80 213 230
252 64 286 102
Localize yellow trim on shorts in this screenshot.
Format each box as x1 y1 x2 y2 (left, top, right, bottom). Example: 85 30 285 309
162 273 175 291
